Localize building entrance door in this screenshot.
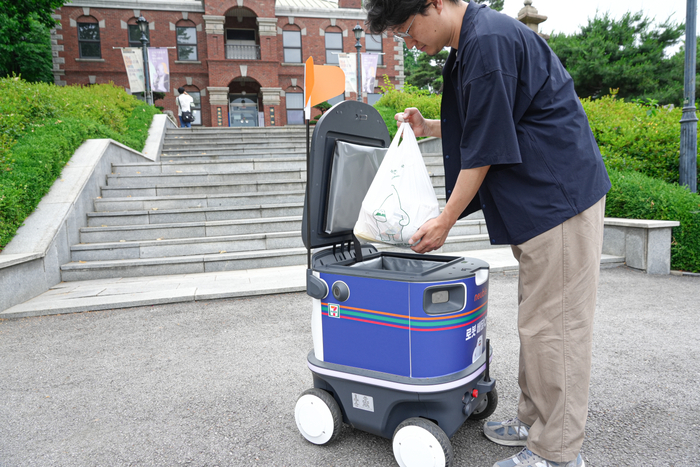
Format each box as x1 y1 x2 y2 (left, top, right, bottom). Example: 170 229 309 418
229 95 258 127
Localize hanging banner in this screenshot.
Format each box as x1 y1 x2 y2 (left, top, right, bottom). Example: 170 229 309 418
148 47 170 92
121 48 145 94
337 53 357 94
361 53 379 93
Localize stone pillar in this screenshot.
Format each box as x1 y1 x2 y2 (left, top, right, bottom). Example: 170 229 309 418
517 0 549 41
257 17 279 61
208 86 229 127
394 36 405 90
203 15 225 60
261 87 282 126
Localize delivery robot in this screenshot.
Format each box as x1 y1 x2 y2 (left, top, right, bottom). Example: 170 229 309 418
294 100 497 467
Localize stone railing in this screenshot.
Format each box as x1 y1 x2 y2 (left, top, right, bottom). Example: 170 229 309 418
225 44 260 60
603 218 680 275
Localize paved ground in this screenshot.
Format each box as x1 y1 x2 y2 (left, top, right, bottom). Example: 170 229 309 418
1 267 698 467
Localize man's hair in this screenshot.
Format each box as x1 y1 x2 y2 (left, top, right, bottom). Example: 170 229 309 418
177 87 185 94
364 0 460 34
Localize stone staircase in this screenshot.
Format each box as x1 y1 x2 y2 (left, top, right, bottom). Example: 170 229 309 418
59 127 491 281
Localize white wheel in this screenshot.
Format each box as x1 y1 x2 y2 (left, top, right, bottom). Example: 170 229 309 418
294 388 342 445
392 418 453 467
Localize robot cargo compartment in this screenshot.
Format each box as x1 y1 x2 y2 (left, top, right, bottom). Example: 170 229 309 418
312 254 489 379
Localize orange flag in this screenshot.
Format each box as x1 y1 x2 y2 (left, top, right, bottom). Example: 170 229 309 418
304 56 345 120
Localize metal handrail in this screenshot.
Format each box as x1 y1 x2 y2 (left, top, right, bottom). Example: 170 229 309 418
225 44 261 60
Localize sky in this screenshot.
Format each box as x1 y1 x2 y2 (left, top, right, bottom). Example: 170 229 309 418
501 0 697 36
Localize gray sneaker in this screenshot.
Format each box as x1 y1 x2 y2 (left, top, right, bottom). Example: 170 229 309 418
483 417 530 446
493 448 585 467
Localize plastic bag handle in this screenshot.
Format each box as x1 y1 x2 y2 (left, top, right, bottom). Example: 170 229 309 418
389 122 408 150
390 122 418 151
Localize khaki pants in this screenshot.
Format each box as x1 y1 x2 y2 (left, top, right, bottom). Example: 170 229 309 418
510 196 605 462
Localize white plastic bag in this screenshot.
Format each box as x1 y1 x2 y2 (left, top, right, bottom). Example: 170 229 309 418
353 122 440 247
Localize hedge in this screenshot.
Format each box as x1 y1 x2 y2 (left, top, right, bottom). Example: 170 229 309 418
0 77 160 250
606 169 700 272
373 82 700 272
582 93 700 188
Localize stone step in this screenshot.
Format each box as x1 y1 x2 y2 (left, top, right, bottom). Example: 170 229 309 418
92 191 456 213
61 231 494 281
100 173 445 198
87 203 304 226
166 127 307 135
93 191 307 212
105 168 306 187
160 143 307 153
70 229 493 263
78 216 302 243
118 155 438 175
163 134 307 142
71 231 305 261
100 179 308 198
163 133 308 142
159 150 306 160
80 213 486 244
79 215 484 244
112 158 307 175
157 149 439 162
61 247 311 281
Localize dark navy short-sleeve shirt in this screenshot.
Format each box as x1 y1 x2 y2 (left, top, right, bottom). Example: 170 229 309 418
441 2 610 245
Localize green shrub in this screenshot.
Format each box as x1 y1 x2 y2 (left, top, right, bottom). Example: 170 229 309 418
606 169 700 272
582 92 700 187
0 77 160 250
375 76 441 139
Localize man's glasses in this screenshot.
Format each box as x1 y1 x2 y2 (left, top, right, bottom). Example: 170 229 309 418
393 13 417 40
392 3 433 40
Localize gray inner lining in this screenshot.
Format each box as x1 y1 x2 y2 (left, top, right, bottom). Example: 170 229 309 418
349 256 447 273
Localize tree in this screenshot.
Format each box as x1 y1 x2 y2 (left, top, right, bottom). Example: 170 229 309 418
0 0 64 83
548 12 687 105
403 42 420 81
406 49 449 92
475 0 504 12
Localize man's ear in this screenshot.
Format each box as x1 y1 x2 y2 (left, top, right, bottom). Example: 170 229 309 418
433 0 445 14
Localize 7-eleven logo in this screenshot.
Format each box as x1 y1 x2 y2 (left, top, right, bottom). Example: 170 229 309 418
328 304 340 318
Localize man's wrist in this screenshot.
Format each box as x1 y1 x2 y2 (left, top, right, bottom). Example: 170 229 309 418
438 208 459 230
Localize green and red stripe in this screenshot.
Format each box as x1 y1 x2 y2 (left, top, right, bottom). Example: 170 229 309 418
321 302 487 331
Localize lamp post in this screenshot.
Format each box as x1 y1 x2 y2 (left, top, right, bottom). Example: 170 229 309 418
353 24 363 102
136 16 153 106
680 0 698 192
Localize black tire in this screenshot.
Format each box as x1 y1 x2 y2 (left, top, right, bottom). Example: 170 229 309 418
392 417 453 467
468 387 498 421
294 388 343 445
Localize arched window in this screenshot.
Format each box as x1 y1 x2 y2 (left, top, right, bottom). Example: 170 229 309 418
324 27 342 64
127 18 149 47
176 20 198 61
77 16 101 58
283 26 302 63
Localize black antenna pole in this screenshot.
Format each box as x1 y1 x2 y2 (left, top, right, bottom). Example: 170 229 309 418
306 117 311 270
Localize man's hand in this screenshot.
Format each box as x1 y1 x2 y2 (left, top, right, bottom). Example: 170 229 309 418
408 166 491 254
409 214 452 254
394 107 441 138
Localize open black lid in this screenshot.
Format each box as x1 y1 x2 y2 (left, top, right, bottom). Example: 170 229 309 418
302 101 391 249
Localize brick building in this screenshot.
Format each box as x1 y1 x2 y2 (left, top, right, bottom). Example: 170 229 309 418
50 0 404 127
